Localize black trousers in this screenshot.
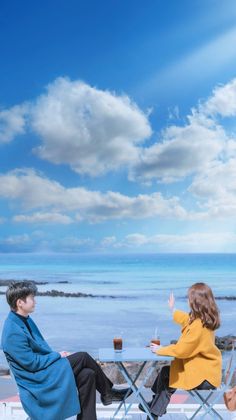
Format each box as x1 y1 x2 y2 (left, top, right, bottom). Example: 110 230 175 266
150 365 216 417
67 352 113 420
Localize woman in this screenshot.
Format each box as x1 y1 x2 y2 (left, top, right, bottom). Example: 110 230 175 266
142 282 222 420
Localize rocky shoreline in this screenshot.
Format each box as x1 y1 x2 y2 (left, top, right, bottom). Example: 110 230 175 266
0 279 123 299
1 280 236 300
0 279 70 286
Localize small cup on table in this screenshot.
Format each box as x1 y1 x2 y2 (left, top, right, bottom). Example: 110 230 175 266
150 336 160 346
113 337 123 352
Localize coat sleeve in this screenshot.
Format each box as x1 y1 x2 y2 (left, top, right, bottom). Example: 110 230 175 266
157 320 202 359
4 331 61 372
173 310 189 327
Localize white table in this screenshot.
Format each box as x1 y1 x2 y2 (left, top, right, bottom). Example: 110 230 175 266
99 347 173 420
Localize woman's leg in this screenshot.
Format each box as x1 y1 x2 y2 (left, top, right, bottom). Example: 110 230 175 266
150 365 176 416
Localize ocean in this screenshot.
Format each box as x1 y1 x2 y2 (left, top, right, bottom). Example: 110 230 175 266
0 253 235 364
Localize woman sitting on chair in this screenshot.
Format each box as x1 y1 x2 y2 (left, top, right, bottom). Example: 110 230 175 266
141 282 222 420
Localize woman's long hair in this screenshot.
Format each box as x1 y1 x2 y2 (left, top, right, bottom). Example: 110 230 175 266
188 282 220 330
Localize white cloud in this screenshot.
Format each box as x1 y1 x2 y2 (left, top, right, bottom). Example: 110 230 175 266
189 159 236 218
13 212 73 224
119 232 236 252
201 78 236 117
2 75 236 188
0 169 187 222
30 77 151 176
100 236 117 247
131 76 236 184
0 104 27 143
130 117 225 183
1 234 30 245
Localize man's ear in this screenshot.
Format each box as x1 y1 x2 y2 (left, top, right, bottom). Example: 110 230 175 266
16 298 22 310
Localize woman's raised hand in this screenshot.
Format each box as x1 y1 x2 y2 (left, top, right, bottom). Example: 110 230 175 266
168 291 175 312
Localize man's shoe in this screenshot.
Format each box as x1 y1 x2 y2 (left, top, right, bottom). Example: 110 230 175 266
111 387 132 401
101 393 112 406
101 387 132 406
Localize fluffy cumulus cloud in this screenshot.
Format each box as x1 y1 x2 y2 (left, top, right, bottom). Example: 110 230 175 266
130 116 225 183
0 77 151 176
2 77 236 229
0 169 187 222
0 104 28 143
201 78 236 117
189 159 236 218
131 77 236 184
30 77 152 175
2 76 236 186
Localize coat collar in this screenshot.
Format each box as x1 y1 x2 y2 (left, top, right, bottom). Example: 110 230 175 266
8 310 30 323
8 311 33 337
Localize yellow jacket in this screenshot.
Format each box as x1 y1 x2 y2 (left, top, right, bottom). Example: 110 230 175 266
157 310 222 390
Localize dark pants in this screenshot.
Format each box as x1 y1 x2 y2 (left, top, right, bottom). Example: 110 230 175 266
150 365 215 417
67 352 113 420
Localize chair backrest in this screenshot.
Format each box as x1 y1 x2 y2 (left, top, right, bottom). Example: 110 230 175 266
223 341 236 387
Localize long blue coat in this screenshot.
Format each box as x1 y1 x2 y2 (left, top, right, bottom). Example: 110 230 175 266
1 311 81 420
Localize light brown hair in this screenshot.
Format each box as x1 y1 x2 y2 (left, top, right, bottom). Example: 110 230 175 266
188 282 220 330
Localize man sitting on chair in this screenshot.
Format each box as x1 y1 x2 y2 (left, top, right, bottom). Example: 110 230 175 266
1 281 131 420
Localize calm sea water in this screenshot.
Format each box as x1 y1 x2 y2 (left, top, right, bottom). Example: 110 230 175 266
0 253 235 363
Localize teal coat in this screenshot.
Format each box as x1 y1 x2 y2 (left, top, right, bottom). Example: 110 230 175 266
1 312 81 420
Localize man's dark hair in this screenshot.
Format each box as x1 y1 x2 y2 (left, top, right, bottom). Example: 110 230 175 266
6 281 38 311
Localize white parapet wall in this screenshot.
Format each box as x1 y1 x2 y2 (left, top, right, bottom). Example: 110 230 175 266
0 402 234 419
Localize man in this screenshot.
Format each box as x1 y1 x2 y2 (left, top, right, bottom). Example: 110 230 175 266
1 281 130 420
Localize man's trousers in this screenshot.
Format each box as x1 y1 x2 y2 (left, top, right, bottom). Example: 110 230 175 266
67 352 113 420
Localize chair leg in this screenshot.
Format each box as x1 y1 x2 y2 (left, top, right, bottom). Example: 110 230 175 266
189 390 223 420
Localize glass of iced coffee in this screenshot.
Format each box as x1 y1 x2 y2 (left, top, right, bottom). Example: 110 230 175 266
113 337 123 352
151 328 160 346
150 337 160 345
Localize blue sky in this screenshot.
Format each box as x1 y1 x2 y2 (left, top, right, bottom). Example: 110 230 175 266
1 0 236 253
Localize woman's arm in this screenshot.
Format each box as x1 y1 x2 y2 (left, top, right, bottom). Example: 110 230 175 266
173 310 189 327
168 292 189 327
157 320 202 359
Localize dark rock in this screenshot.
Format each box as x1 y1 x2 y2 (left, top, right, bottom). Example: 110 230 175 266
215 335 236 350
57 281 70 284
215 296 236 300
36 290 94 298
36 290 117 298
98 360 170 388
0 365 10 376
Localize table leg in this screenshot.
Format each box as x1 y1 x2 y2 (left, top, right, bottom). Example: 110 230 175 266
111 361 146 419
111 361 158 420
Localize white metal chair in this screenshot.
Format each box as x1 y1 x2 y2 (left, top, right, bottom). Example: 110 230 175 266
188 343 236 419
